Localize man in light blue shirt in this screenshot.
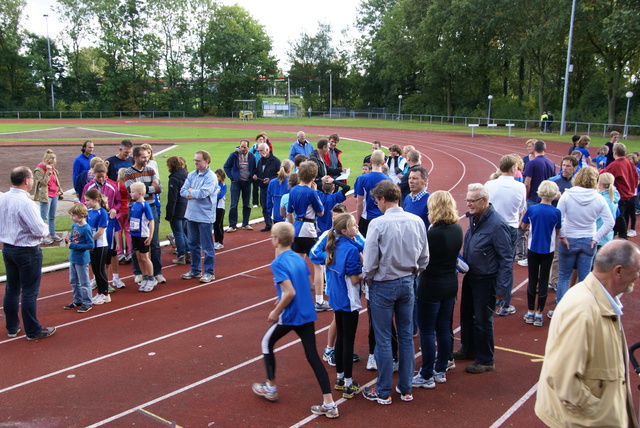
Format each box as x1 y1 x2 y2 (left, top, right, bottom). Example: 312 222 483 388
180 150 219 283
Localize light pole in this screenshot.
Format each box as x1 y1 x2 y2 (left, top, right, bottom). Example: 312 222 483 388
560 0 577 135
44 14 55 111
624 91 634 140
398 94 403 120
487 95 493 124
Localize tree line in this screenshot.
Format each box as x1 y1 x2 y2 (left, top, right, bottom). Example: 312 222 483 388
1 0 639 123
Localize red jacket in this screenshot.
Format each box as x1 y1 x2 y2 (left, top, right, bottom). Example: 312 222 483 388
323 148 343 169
603 158 638 200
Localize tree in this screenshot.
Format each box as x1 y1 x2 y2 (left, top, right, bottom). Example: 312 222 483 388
0 0 30 108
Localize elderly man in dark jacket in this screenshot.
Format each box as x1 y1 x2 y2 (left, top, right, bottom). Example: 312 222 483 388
453 183 512 374
254 143 281 232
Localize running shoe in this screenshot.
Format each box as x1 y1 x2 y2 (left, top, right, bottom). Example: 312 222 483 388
310 402 339 418
252 382 278 402
342 382 360 399
200 274 215 283
412 373 436 389
433 371 447 384
366 354 377 371
524 312 535 324
394 386 414 401
315 301 332 312
533 314 544 327
362 387 392 405
113 278 126 289
182 271 202 280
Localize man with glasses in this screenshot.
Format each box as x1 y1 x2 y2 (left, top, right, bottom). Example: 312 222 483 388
224 140 256 232
453 183 511 374
254 143 281 232
180 151 218 283
1 167 56 340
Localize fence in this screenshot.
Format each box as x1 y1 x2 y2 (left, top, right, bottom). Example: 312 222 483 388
0 110 186 120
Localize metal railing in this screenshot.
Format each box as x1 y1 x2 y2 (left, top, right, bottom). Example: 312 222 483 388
0 110 186 120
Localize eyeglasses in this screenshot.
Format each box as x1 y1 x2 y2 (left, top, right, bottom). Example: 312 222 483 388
464 197 486 204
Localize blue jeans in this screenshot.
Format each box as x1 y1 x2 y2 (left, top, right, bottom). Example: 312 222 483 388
69 262 92 306
369 275 415 397
2 245 44 337
557 237 596 302
40 196 58 237
169 218 188 258
187 220 215 275
460 273 496 365
132 203 162 276
229 180 251 228
417 297 456 376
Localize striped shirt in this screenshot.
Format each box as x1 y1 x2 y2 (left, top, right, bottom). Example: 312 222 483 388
123 165 162 204
0 188 48 246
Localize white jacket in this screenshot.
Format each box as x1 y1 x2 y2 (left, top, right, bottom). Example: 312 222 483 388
557 187 614 242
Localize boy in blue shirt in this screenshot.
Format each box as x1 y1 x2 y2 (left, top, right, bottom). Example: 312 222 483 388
129 182 156 292
64 204 95 313
252 222 338 419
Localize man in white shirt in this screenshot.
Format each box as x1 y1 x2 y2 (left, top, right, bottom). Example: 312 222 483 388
484 154 526 317
0 167 56 340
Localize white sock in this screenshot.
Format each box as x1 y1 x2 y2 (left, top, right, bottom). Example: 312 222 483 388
344 377 352 387
337 372 344 379
316 295 323 304
113 274 119 280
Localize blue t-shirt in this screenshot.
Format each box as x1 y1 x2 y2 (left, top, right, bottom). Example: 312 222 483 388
521 203 562 254
267 178 289 223
326 237 363 312
270 250 317 326
576 147 591 168
316 190 346 233
69 223 94 265
593 155 607 169
354 171 391 220
87 208 109 248
287 185 324 238
523 156 556 202
129 201 154 238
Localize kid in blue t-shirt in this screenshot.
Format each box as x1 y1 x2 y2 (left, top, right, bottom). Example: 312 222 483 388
65 203 95 313
129 182 156 292
316 181 350 234
84 188 110 304
252 222 338 418
520 180 562 326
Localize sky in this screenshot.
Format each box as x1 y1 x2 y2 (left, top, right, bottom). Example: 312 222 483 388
21 0 363 69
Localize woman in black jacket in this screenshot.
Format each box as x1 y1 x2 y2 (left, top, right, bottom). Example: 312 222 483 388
413 191 463 389
165 156 189 264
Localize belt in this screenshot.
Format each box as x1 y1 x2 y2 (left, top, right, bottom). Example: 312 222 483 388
295 217 316 223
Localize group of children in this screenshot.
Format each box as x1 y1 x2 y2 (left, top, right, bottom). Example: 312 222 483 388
64 181 155 313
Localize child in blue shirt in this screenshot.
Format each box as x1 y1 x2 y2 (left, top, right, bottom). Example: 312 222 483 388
325 213 363 399
129 182 156 292
316 181 350 234
593 146 609 170
84 188 110 305
520 180 562 326
64 203 95 313
213 169 227 250
252 222 338 419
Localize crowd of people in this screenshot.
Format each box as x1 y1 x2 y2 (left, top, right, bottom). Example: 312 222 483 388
1 130 639 424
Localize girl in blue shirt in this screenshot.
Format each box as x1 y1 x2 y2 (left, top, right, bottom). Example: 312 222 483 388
325 214 363 399
84 188 110 305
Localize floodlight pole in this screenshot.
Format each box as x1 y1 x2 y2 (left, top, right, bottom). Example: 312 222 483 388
487 95 493 124
44 14 55 111
560 0 577 135
624 91 634 139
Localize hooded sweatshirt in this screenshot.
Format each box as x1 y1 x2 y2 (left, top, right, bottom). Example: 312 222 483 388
557 186 614 243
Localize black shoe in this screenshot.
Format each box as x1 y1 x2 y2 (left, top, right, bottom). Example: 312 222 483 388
452 350 476 360
27 327 56 340
465 363 495 374
63 302 82 310
260 227 271 232
352 353 360 362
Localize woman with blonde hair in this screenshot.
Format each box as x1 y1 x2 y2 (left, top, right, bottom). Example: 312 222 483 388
552 167 614 316
413 191 463 388
34 149 63 244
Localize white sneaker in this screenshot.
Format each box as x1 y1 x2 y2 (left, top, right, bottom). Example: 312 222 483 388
134 275 143 284
155 274 167 284
517 259 528 267
113 278 126 289
90 279 97 289
366 354 377 371
628 230 637 237
102 293 111 303
92 294 106 305
138 279 148 292
143 278 157 292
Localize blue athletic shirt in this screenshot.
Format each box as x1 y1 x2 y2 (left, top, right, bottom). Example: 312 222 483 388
129 201 154 238
521 203 562 254
87 207 109 248
69 222 94 265
270 250 317 326
326 237 363 312
354 171 390 220
287 185 324 238
316 190 346 233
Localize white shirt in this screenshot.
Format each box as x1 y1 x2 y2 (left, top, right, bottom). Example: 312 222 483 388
484 176 527 228
0 187 48 246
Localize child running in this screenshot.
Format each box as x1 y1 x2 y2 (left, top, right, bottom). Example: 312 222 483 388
325 213 363 399
252 222 338 419
520 180 562 326
129 182 157 292
64 204 95 313
84 188 111 305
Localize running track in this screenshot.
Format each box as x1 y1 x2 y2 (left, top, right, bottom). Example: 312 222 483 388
1 120 639 427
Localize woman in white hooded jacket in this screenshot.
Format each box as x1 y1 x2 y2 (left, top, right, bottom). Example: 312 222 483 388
554 167 615 309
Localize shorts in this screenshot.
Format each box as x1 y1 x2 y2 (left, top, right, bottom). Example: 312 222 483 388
292 237 317 256
131 236 150 254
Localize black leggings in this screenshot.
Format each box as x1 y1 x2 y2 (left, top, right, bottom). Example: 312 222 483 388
260 321 331 394
527 250 553 312
367 300 398 358
90 246 109 295
214 208 225 244
335 310 359 378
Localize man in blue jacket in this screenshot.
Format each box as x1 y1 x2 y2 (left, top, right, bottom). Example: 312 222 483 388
223 140 256 232
454 183 512 374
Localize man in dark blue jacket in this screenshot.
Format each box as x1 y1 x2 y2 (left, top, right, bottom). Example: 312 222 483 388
254 143 281 232
453 183 512 374
223 140 256 232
